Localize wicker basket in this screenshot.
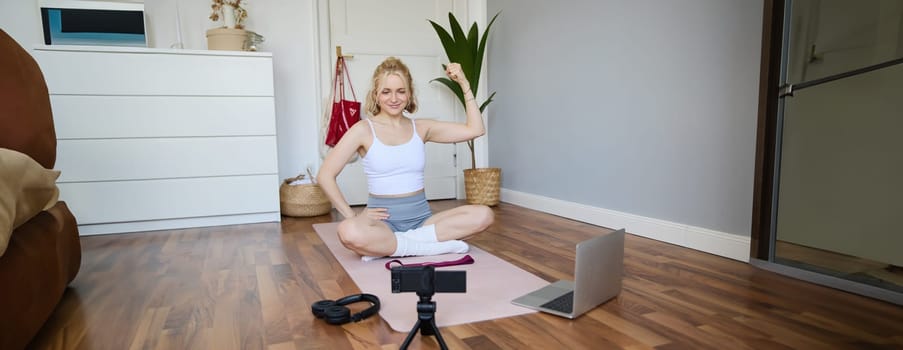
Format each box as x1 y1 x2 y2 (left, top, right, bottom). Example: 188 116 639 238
279 174 332 217
463 167 501 206
206 28 248 51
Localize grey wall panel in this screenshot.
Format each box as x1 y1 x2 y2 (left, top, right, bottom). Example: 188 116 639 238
486 0 763 236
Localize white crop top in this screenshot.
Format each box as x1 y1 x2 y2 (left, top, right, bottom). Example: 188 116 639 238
362 118 425 195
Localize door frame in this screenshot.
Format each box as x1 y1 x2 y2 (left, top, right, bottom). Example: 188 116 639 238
750 0 784 261
311 0 491 200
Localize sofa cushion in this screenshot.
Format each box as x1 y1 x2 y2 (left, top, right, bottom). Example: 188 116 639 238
0 148 60 257
0 29 57 169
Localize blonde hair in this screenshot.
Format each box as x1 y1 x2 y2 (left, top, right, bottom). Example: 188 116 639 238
364 57 418 116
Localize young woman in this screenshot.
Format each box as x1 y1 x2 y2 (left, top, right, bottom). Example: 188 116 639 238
317 57 494 260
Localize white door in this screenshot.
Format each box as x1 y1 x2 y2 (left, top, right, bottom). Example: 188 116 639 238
324 0 465 205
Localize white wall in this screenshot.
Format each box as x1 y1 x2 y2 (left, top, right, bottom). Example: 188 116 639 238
487 0 763 260
2 0 765 260
0 0 322 181
0 1 44 46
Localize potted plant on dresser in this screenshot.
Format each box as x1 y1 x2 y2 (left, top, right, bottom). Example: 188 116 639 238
430 12 501 206
206 0 249 50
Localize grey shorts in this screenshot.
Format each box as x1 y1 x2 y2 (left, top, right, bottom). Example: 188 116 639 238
367 192 432 233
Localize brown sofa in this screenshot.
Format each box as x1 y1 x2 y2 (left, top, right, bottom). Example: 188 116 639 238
0 29 82 350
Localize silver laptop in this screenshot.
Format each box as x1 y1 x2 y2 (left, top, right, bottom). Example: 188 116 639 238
511 228 625 319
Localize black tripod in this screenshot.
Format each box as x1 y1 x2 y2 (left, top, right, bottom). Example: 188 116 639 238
399 267 448 350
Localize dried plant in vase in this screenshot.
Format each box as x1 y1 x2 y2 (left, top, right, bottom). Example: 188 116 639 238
209 0 248 29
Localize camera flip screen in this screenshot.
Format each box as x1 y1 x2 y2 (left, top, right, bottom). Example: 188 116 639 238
391 266 466 293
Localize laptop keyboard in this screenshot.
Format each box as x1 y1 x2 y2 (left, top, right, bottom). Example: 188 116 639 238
540 291 574 313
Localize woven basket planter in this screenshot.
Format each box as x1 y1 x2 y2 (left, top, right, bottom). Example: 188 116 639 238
279 175 331 217
463 167 501 206
206 28 248 51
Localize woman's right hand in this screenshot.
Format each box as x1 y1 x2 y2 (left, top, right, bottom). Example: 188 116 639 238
363 207 390 221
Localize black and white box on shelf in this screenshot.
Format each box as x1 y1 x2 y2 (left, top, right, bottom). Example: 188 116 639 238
40 0 147 47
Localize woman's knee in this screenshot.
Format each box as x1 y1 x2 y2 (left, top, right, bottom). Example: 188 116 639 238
471 205 494 231
337 219 367 250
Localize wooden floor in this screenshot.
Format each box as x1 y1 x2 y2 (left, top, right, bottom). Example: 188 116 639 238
29 201 903 350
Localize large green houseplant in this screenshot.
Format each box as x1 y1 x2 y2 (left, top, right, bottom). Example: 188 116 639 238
430 12 501 205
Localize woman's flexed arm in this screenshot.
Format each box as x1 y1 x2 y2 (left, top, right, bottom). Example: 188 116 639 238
423 63 485 143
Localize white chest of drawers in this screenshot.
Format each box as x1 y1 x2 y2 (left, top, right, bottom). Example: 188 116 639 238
33 46 280 235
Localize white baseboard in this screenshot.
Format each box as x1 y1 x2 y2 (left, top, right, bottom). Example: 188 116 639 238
78 212 281 236
500 189 751 262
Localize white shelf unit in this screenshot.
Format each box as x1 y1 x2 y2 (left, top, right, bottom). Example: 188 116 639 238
33 46 280 235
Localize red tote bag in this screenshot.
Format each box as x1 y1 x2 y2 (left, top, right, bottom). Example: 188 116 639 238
324 57 361 147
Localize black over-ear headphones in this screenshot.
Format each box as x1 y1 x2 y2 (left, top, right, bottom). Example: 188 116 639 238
311 293 381 325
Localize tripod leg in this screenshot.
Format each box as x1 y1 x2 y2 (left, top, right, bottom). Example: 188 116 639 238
400 319 422 350
427 318 449 350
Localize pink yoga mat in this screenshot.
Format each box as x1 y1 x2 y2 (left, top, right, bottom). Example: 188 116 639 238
312 222 548 332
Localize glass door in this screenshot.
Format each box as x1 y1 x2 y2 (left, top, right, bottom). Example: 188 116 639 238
771 0 903 298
